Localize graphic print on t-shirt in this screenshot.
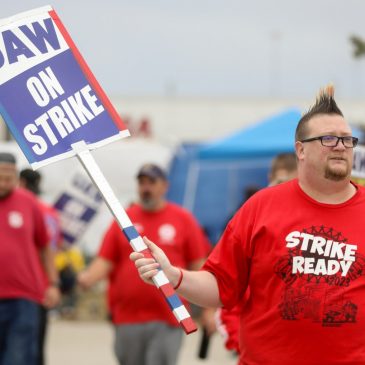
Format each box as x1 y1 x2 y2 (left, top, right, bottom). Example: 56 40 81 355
274 225 365 327
158 224 176 244
8 211 24 228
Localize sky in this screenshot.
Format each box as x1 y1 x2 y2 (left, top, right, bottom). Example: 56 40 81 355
2 0 365 99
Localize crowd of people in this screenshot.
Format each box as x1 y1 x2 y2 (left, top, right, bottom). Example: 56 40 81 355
1 85 364 365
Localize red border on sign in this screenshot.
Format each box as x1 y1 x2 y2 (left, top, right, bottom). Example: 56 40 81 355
49 10 127 132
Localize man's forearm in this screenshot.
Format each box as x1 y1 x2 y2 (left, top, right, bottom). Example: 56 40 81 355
40 246 59 285
131 237 222 308
78 257 112 288
171 268 222 308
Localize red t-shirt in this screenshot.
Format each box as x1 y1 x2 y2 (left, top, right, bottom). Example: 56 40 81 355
216 306 240 353
0 188 49 304
99 202 211 326
204 179 365 365
216 292 250 354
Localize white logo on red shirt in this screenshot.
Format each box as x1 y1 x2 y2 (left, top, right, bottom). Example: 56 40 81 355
158 224 176 244
8 211 24 228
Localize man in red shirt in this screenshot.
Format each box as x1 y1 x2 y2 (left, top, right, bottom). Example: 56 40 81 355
0 153 60 365
19 168 63 365
131 86 365 364
78 163 210 365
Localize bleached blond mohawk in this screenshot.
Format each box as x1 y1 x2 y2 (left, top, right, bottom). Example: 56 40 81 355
295 84 343 141
315 83 335 105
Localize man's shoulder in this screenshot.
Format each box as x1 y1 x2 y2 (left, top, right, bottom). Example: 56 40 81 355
39 201 59 217
164 201 193 216
126 202 139 213
13 187 38 203
252 179 295 200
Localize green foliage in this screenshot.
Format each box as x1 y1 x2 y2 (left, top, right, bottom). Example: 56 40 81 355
350 35 365 58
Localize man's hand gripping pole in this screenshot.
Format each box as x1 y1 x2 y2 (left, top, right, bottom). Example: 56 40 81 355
124 227 197 334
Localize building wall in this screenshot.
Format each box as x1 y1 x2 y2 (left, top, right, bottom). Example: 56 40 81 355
1 96 364 144
111 96 365 143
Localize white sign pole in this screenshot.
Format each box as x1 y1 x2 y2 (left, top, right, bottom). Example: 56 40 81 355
72 141 197 334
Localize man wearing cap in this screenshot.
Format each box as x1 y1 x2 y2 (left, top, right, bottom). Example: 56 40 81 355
0 153 60 365
78 163 211 365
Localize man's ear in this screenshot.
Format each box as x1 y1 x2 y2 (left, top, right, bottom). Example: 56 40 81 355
295 141 304 161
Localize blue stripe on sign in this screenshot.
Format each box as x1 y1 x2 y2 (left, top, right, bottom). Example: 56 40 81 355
166 294 183 310
123 226 139 241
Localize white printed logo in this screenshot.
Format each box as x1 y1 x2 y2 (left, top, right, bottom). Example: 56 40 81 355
158 224 176 244
8 211 24 228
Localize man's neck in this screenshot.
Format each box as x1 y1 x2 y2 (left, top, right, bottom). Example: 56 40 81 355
298 175 356 204
141 199 166 212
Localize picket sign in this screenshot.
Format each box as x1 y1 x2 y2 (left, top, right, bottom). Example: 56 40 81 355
0 6 196 334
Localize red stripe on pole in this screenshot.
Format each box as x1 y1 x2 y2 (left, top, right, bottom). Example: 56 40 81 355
181 317 198 334
159 283 175 297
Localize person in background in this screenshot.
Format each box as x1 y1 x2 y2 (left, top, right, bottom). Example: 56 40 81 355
19 168 63 365
0 154 60 365
268 152 298 186
215 152 297 355
54 244 85 317
19 169 62 253
131 85 365 364
78 163 211 365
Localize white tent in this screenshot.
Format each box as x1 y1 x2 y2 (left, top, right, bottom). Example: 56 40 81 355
0 138 173 255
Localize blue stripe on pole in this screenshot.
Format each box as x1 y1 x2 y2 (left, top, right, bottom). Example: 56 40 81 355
123 226 139 241
166 294 183 310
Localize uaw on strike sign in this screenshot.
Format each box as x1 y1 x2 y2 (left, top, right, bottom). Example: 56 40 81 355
0 6 129 168
0 6 198 334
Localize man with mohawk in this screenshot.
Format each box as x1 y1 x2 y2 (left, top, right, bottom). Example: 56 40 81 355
131 85 365 364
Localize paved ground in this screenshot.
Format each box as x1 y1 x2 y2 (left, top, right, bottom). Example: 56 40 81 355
47 319 238 365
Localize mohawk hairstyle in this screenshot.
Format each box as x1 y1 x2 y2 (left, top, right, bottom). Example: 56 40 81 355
295 84 344 141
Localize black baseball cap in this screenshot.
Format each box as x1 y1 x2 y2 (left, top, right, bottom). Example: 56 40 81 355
0 152 16 164
137 163 167 180
19 168 41 195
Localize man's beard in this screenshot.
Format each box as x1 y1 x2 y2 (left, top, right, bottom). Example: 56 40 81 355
140 193 157 211
324 159 351 181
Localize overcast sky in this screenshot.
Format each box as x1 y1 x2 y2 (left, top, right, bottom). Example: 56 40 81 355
2 0 365 99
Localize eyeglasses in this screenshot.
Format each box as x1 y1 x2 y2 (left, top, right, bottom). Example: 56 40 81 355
300 135 359 148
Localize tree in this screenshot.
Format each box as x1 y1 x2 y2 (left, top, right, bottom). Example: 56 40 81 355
349 35 365 58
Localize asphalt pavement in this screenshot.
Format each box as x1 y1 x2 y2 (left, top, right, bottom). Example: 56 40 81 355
46 319 238 365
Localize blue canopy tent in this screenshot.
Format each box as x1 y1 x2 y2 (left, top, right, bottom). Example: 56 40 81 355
199 108 301 159
167 108 301 243
167 109 363 244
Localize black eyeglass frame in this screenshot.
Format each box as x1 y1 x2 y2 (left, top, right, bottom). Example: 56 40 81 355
300 135 359 148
